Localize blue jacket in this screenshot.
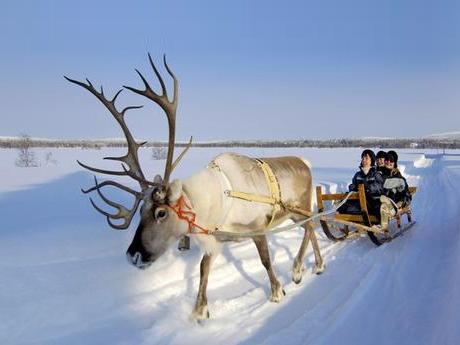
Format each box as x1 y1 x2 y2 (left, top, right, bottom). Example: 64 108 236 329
349 166 384 205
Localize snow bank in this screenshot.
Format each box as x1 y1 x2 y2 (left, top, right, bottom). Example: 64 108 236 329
413 154 434 168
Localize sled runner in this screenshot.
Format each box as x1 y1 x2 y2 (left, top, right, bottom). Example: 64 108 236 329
316 184 417 246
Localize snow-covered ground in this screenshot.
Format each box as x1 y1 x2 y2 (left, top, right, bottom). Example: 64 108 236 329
1 147 459 345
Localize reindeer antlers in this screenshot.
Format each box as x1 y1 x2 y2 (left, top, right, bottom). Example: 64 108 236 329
82 177 143 230
123 53 179 185
64 76 152 190
66 54 191 230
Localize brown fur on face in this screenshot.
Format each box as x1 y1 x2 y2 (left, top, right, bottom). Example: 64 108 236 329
126 180 189 267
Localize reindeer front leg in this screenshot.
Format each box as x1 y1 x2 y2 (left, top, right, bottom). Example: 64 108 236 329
191 253 214 321
253 235 285 302
292 222 325 284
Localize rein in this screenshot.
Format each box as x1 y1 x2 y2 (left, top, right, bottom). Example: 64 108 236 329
166 195 211 235
213 191 354 238
167 191 354 238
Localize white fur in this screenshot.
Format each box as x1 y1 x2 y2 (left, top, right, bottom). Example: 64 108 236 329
192 235 222 256
168 179 182 203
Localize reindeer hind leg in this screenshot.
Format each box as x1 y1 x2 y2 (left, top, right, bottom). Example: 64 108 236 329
308 223 325 274
292 222 325 283
253 235 285 303
292 222 311 284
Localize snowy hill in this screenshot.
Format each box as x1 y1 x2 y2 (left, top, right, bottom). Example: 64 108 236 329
1 147 459 345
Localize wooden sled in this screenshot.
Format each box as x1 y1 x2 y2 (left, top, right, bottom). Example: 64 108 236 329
316 184 417 246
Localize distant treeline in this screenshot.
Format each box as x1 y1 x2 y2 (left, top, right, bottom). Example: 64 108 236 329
1 137 459 149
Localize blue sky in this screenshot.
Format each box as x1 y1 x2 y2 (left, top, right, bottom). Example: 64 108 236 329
1 0 459 140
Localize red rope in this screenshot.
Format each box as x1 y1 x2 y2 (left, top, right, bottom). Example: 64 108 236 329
166 196 210 235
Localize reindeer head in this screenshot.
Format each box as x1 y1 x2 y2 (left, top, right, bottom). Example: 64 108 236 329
126 178 191 268
66 54 192 269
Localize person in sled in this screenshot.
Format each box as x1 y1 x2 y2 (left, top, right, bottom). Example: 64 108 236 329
372 150 412 232
376 150 387 174
338 149 384 216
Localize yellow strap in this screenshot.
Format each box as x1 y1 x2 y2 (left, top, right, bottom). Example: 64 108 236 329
256 159 281 205
225 158 282 226
226 190 313 218
226 190 277 205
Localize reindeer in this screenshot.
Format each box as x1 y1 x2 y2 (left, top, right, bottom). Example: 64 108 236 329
65 55 325 321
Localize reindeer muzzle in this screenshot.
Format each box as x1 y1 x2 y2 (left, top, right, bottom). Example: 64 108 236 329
126 251 152 270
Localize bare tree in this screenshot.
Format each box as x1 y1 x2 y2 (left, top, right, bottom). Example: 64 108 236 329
15 133 39 167
151 146 167 160
44 151 58 165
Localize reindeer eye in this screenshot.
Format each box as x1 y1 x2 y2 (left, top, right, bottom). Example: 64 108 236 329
154 207 168 221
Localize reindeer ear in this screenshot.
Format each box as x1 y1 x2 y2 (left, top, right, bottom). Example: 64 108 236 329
154 174 163 184
167 179 182 204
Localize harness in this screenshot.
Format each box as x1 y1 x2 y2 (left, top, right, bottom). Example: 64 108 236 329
166 189 354 238
166 157 314 236
225 158 282 227
166 195 211 235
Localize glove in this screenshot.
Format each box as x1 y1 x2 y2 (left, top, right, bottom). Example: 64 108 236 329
383 178 405 192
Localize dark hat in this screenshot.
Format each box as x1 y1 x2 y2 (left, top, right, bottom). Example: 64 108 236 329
376 150 387 160
386 150 398 167
361 149 376 166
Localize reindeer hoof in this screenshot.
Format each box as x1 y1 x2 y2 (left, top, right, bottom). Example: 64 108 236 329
292 264 304 284
312 262 325 275
190 306 210 322
270 284 285 303
196 311 210 325
292 269 303 284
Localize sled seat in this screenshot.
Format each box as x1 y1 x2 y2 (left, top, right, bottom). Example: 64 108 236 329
316 184 417 226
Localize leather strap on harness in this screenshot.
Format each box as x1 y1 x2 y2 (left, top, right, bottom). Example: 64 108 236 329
226 158 282 226
169 158 314 237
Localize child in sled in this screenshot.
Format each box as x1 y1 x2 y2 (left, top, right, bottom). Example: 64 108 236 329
372 151 412 232
338 149 384 217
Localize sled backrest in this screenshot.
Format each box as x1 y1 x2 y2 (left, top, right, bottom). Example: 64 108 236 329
316 185 417 225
